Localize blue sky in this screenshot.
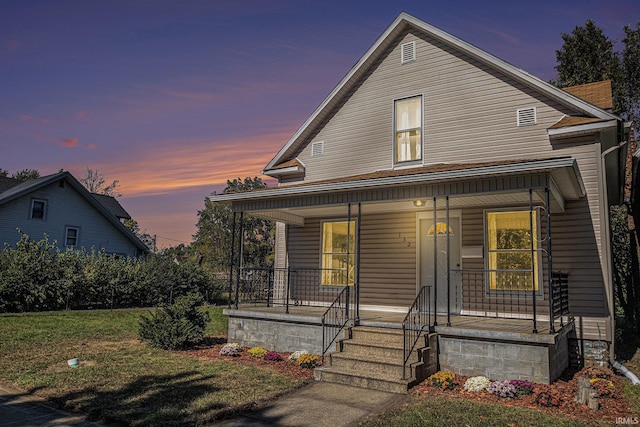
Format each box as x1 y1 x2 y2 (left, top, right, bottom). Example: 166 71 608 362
1 0 637 247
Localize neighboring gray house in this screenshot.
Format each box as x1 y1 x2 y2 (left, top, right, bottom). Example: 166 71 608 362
0 171 147 257
211 13 631 391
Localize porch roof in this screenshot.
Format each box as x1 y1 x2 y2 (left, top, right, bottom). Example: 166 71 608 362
210 157 585 224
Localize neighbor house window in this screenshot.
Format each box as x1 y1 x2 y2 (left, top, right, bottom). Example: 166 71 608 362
31 199 46 220
321 220 356 286
65 227 79 247
485 210 541 292
394 96 422 164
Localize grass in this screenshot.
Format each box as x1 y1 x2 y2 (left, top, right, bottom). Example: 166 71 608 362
0 307 304 426
358 395 602 427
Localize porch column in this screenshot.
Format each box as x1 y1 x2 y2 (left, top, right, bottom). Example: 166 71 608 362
446 196 451 327
228 211 237 309
355 202 362 324
346 203 351 319
234 212 244 310
546 187 556 334
433 197 438 326
529 190 538 334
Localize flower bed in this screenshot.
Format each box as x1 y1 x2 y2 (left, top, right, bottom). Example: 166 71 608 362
413 366 637 424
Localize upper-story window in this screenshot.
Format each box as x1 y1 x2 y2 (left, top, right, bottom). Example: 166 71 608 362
31 199 46 220
394 96 422 164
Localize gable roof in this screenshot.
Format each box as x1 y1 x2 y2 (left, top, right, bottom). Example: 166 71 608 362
0 172 148 252
562 80 613 110
0 176 20 193
264 12 619 172
91 193 132 220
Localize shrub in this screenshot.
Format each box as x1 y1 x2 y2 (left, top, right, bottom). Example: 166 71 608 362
488 380 517 398
288 350 308 362
428 371 457 390
248 347 268 358
509 379 534 395
463 376 491 392
535 389 561 407
582 366 613 380
264 351 283 361
297 354 320 369
590 378 616 397
219 344 240 357
138 293 210 350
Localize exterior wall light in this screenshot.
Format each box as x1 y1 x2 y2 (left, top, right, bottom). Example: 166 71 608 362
413 200 426 207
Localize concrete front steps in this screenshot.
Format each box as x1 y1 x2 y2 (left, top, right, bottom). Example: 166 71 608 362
314 326 437 394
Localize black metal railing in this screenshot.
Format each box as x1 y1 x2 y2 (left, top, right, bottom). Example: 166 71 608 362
321 286 352 362
231 267 348 311
402 286 431 379
451 269 540 320
551 271 569 325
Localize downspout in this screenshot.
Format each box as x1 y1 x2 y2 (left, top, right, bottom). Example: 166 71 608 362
600 124 630 364
613 360 640 385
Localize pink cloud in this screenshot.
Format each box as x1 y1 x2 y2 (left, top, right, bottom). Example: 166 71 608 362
20 114 53 125
76 111 87 121
87 143 98 150
59 137 79 148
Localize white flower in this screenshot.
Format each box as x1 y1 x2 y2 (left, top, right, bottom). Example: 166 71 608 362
463 376 491 392
288 350 308 361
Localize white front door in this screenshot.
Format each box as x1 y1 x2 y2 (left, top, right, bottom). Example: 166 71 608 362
419 213 462 314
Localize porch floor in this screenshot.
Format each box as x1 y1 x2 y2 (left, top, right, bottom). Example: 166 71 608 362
226 304 569 341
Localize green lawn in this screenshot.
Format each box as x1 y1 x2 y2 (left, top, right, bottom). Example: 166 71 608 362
0 308 304 426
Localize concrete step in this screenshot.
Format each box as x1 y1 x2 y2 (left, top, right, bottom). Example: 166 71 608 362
329 351 418 379
349 326 405 345
314 367 412 394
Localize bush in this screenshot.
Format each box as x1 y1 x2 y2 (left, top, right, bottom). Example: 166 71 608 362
590 378 616 398
220 343 240 357
509 379 534 395
463 376 491 392
428 371 457 390
288 350 308 362
264 351 283 361
138 293 210 350
248 347 268 358
535 389 561 407
296 354 320 369
487 380 516 398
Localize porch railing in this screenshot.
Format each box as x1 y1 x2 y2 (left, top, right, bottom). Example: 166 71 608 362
321 286 352 362
402 285 431 379
551 271 569 325
231 267 348 311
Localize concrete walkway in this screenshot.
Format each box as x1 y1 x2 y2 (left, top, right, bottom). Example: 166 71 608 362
0 382 404 426
0 384 100 427
215 382 406 427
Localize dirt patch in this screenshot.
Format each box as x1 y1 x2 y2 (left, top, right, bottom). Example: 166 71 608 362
177 339 316 381
413 367 638 424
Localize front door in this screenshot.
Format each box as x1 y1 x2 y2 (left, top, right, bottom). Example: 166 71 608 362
419 214 462 314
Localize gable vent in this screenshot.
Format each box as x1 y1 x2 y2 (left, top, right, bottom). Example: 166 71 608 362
312 141 324 156
401 41 416 64
517 107 537 126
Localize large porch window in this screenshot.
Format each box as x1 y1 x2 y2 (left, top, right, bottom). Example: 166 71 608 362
486 210 541 292
321 220 356 286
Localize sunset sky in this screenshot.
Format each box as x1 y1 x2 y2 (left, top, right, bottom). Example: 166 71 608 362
2 0 638 248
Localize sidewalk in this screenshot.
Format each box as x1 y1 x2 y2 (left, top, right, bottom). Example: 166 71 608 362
0 384 100 427
214 382 406 427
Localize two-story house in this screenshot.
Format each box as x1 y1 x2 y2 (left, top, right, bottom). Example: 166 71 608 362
211 13 630 391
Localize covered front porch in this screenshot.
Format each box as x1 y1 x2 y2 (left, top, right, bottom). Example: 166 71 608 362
214 158 584 385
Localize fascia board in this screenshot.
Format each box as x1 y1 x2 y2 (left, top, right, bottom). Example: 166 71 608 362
211 158 578 203
548 120 618 138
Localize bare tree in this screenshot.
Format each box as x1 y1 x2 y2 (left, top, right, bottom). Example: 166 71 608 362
79 167 121 197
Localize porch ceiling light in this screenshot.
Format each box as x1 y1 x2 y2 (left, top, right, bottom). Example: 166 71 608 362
413 200 426 207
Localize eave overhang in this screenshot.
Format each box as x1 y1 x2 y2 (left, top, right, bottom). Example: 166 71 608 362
211 157 585 215
548 119 618 140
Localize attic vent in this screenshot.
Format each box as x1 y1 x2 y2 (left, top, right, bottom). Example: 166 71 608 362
401 41 416 64
517 107 537 126
312 141 324 157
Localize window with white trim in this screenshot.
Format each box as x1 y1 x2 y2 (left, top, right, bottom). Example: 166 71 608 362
65 227 79 247
394 96 422 164
31 199 46 220
485 210 541 292
321 220 356 286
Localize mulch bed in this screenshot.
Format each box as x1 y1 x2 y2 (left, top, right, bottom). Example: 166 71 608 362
412 367 637 424
178 338 315 381
179 339 637 424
